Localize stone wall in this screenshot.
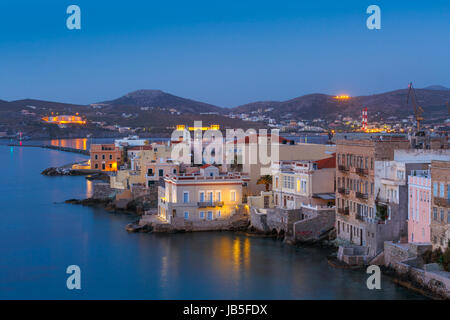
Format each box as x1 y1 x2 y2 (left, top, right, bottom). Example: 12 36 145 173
384 241 450 299
92 182 116 200
294 209 335 242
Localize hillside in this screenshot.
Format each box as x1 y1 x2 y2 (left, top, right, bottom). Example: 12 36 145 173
99 89 222 114
231 88 450 121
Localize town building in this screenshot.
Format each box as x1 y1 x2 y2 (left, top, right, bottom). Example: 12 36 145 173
430 160 450 250
271 155 336 209
408 170 431 243
90 143 123 171
225 133 336 195
335 136 411 258
158 165 249 227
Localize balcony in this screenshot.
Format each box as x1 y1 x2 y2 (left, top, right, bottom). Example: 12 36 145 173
197 201 224 208
434 197 450 207
356 192 368 200
338 165 349 172
337 207 349 215
338 187 350 195
355 167 369 176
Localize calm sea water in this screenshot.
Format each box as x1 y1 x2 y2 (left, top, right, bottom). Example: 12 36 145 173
0 144 425 299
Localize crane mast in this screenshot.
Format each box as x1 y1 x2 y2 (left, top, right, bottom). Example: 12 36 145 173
406 82 424 131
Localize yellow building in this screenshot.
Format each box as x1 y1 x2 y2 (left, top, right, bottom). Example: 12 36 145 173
158 165 249 224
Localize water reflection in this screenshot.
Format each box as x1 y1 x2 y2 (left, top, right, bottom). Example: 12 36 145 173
86 180 94 198
50 138 88 150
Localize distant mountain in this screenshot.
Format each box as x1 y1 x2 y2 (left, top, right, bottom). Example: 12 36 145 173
231 88 450 120
423 85 450 91
99 89 222 114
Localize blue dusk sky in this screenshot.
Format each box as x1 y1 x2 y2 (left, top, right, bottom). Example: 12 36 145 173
0 0 449 107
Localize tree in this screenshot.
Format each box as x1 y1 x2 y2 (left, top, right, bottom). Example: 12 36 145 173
257 175 272 192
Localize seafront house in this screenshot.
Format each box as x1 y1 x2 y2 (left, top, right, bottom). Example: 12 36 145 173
335 135 449 262
224 133 336 195
335 135 410 259
157 165 249 229
271 155 336 209
407 170 431 243
431 160 450 250
247 153 336 242
90 143 123 171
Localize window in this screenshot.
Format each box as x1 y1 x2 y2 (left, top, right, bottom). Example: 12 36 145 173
95 154 98 160
147 168 153 176
440 209 444 221
109 163 112 169
184 211 189 220
207 211 213 220
159 169 164 177
95 163 98 169
183 192 189 203
102 163 105 170
173 169 177 174
216 191 221 202
230 191 236 202
217 210 221 218
199 211 205 219
102 154 105 160
109 154 112 160
199 192 205 202
433 207 438 220
440 183 445 198
433 182 438 197
447 211 450 224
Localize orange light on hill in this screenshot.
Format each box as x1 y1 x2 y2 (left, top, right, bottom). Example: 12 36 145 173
42 115 86 125
334 95 351 100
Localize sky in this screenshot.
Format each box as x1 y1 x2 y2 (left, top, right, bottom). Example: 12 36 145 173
0 0 449 107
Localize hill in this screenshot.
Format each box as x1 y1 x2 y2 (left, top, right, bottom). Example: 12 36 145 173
98 89 222 114
231 88 450 121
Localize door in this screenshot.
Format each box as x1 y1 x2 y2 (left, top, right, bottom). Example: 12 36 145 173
264 196 269 208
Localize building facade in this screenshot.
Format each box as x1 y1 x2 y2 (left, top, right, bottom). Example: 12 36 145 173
407 171 431 243
90 144 123 171
431 160 450 250
335 137 410 258
158 165 249 225
272 155 336 209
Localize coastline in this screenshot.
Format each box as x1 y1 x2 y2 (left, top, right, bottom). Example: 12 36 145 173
33 142 435 300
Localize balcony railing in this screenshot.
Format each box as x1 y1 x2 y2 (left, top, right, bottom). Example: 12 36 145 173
197 201 224 208
338 187 350 195
355 167 369 176
356 192 368 200
337 207 349 215
338 165 349 172
434 197 450 207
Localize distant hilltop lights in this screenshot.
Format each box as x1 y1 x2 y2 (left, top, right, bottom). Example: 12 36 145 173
176 124 220 131
42 114 86 125
333 95 351 100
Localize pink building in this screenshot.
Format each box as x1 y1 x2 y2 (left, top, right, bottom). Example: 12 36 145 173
408 171 431 243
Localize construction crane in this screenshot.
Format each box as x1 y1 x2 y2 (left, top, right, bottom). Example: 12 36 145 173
406 82 425 131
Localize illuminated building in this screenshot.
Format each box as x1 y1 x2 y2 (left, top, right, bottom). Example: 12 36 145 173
90 144 123 172
158 165 249 224
333 95 351 100
42 115 86 125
